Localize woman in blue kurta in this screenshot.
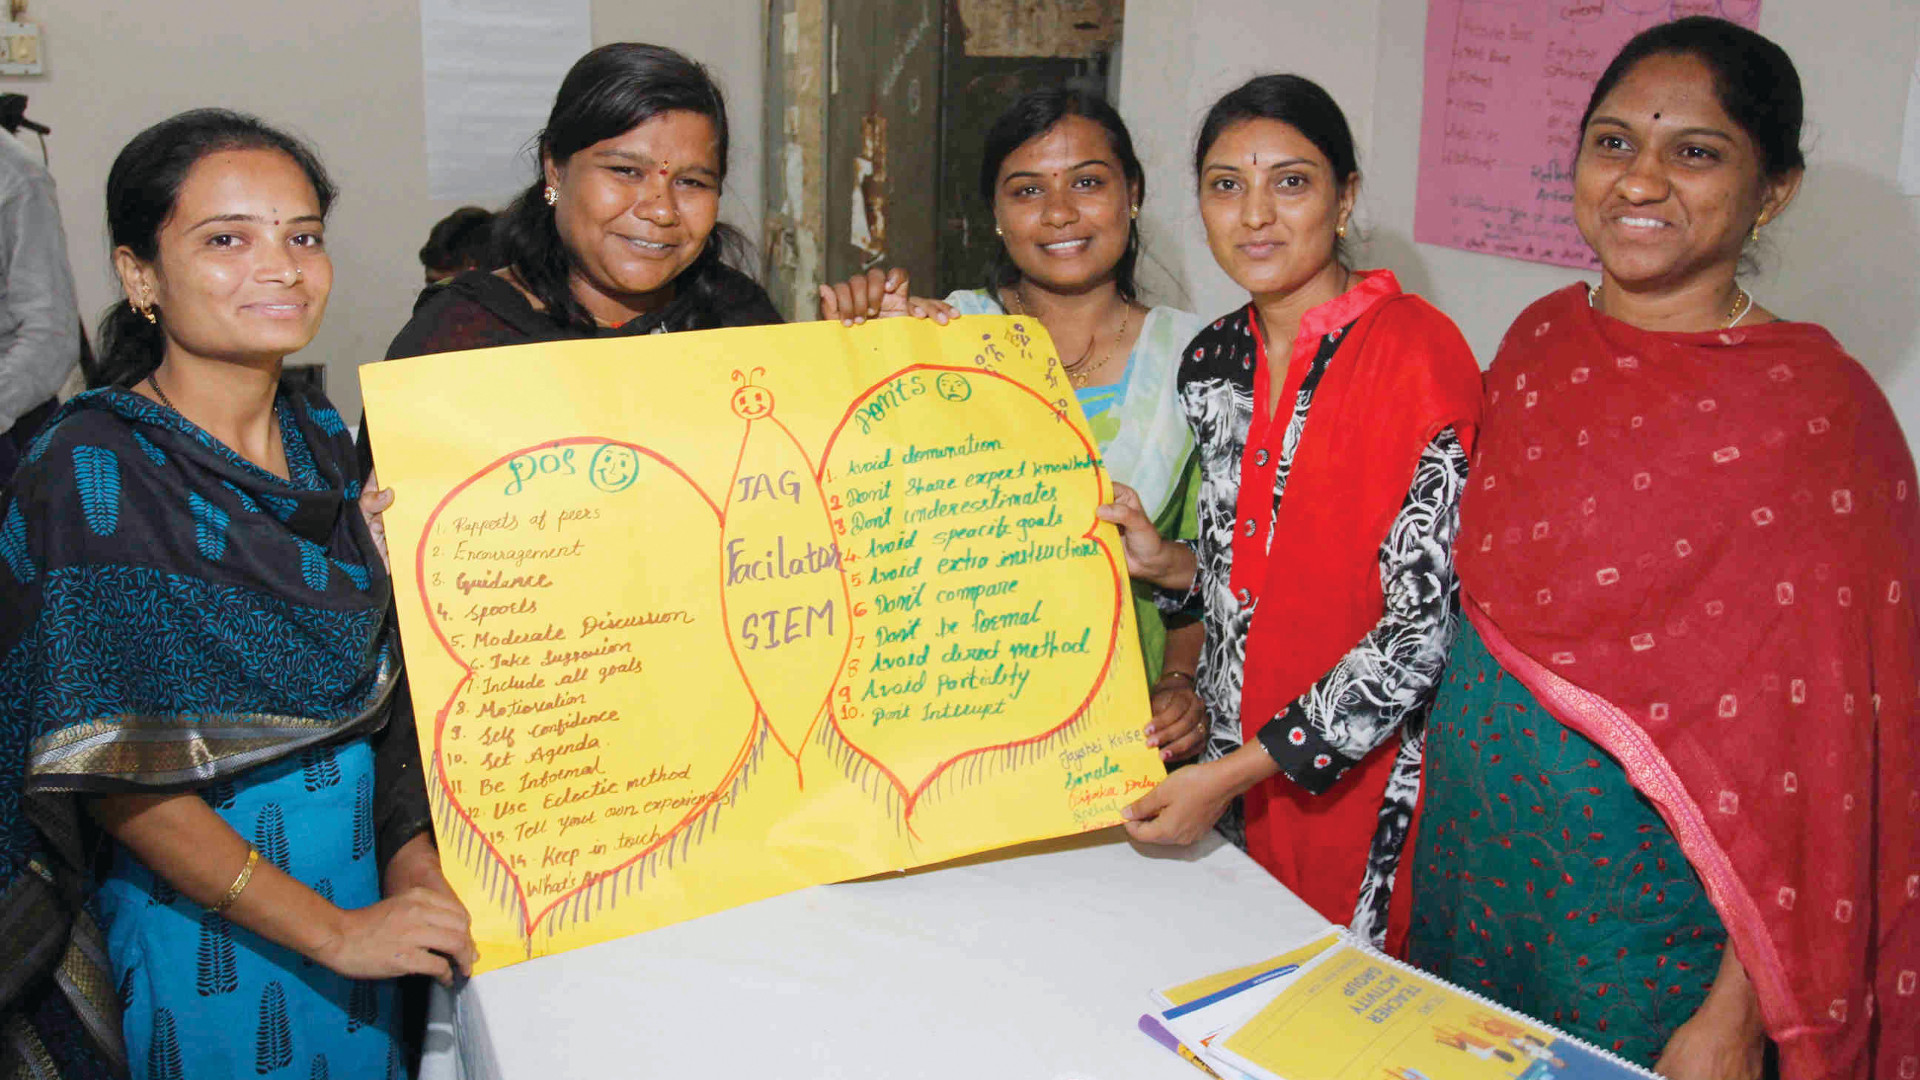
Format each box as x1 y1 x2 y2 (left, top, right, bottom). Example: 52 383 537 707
0 110 474 1079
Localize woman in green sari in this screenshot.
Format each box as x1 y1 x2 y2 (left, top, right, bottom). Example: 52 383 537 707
823 87 1207 763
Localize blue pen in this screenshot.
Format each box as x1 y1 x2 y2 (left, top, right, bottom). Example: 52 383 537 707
1160 964 1299 1021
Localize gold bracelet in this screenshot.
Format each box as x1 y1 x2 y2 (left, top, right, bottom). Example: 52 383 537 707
1157 670 1197 687
210 848 260 915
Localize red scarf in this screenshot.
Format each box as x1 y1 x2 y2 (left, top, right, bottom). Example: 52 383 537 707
1233 271 1483 954
1457 285 1920 1080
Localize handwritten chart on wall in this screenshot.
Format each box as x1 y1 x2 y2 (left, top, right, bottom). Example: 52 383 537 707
360 317 1164 973
1414 0 1761 268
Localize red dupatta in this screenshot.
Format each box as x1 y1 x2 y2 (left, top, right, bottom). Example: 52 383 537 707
1457 285 1919 1080
1234 271 1483 953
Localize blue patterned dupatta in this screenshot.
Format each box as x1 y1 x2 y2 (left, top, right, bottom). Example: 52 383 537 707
0 386 399 1075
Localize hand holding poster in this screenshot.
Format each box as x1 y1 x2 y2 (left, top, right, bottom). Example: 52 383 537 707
359 316 1165 973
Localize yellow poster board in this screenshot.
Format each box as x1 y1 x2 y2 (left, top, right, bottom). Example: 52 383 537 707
359 315 1165 973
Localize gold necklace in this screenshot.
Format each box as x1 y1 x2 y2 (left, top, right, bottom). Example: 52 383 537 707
1588 283 1751 329
1005 285 1132 388
1723 287 1752 327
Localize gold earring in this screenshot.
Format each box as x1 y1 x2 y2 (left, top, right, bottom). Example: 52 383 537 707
135 301 156 325
994 223 1003 238
1750 219 1762 242
1337 220 1349 239
1129 204 1139 220
544 185 559 206
135 286 156 325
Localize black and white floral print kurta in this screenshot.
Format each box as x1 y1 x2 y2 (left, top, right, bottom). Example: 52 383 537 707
1160 277 1469 944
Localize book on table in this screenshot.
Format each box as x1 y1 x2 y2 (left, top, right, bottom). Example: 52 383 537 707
1146 928 1657 1080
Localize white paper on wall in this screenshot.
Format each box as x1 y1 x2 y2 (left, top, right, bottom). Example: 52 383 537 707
1901 56 1920 198
421 0 592 203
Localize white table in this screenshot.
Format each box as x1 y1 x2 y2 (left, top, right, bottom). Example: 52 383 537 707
421 828 1328 1080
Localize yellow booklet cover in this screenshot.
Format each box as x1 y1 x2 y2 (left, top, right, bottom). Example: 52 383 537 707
1211 934 1657 1080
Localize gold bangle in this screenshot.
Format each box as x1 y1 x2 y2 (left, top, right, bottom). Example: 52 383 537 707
210 848 260 915
1157 670 1197 687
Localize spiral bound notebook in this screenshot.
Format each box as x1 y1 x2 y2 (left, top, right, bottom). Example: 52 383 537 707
1183 931 1659 1080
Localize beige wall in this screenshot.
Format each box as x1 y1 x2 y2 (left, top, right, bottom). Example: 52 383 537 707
0 0 764 425
1118 0 1383 321
10 2 1917 437
1121 0 1920 447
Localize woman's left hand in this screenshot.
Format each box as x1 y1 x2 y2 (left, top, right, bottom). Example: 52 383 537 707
1145 676 1207 761
1654 1013 1766 1080
1097 483 1196 590
1654 950 1768 1080
818 267 958 325
382 832 477 973
1122 758 1242 845
359 471 394 572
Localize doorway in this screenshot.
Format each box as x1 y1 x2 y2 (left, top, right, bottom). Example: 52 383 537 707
762 0 1124 318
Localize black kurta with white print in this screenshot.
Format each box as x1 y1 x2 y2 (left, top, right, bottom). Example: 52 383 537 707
1159 303 1468 944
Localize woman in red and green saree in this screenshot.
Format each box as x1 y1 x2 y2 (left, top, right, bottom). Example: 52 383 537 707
1407 18 1918 1080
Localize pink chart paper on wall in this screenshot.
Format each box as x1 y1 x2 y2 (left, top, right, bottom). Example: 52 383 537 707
1414 0 1761 269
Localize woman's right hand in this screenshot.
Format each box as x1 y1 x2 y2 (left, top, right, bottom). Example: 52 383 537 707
1146 675 1208 761
314 886 477 988
1121 758 1241 846
358 470 394 572
817 268 957 325
1097 483 1195 591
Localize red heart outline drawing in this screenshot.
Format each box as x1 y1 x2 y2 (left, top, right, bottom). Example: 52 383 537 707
416 436 762 940
812 364 1124 822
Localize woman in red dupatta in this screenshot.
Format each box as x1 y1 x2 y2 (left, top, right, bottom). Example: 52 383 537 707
1102 76 1481 953
1407 18 1917 1080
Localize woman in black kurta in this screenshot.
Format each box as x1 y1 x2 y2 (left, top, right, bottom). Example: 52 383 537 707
362 42 782 901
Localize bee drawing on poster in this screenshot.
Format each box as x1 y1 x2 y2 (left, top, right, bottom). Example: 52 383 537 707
370 316 1162 966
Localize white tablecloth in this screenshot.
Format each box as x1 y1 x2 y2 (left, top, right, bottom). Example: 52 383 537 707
421 828 1328 1080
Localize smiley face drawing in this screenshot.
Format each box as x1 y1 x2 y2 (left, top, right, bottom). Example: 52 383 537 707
935 371 972 402
731 384 774 419
729 368 775 420
588 443 641 493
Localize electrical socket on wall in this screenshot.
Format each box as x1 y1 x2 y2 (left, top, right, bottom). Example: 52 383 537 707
0 22 42 75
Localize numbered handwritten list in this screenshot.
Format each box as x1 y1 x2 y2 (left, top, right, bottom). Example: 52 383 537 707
360 317 1164 972
1415 0 1761 268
